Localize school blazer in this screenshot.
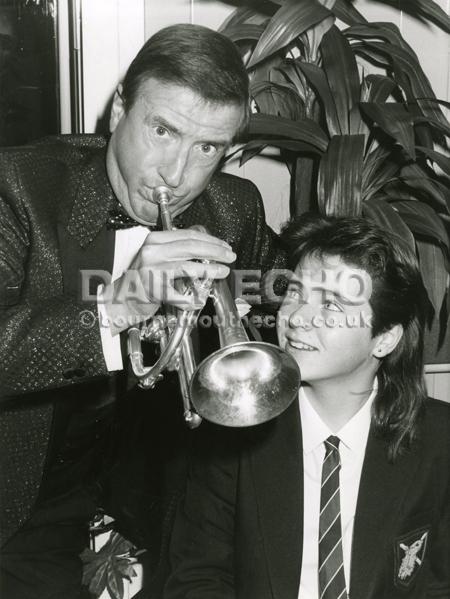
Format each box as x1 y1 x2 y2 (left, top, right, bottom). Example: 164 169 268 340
166 397 450 599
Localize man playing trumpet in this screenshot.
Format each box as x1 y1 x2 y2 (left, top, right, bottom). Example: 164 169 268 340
0 24 285 599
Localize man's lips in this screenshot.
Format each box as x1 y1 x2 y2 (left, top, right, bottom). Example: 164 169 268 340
140 188 184 204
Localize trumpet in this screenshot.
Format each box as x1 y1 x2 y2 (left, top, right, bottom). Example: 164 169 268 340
127 186 300 428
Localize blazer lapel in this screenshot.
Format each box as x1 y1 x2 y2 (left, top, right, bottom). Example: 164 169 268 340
57 147 116 297
250 400 303 599
350 429 424 599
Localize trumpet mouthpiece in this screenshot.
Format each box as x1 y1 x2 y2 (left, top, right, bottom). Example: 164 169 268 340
155 186 172 230
154 186 171 206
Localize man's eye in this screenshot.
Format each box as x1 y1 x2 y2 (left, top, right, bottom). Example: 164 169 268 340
199 143 217 156
154 126 169 137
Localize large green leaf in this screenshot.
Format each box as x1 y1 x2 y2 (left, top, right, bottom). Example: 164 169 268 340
413 116 450 139
303 14 335 62
238 138 324 166
394 200 450 249
359 103 415 159
351 41 391 69
383 179 450 215
354 41 448 130
416 239 448 315
275 59 309 104
362 146 400 201
317 134 365 216
251 53 293 114
414 97 450 111
416 146 450 178
351 43 434 153
320 26 361 134
251 81 304 119
398 0 450 34
349 102 370 138
248 0 332 68
248 113 329 151
359 75 397 141
293 61 341 136
362 199 415 251
331 0 368 25
400 163 450 212
345 22 414 54
362 74 397 103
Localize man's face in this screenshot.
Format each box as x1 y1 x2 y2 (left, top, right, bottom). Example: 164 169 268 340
277 254 381 389
106 77 244 225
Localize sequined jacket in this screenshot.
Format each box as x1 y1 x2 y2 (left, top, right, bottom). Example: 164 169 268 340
0 134 286 546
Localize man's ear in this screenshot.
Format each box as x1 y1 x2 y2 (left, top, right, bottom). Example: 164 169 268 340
109 84 125 133
373 324 403 359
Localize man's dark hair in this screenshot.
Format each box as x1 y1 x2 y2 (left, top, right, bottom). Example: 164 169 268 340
121 23 250 139
281 213 429 461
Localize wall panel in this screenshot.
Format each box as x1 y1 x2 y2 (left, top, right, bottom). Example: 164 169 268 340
425 371 450 402
81 0 144 133
144 0 193 38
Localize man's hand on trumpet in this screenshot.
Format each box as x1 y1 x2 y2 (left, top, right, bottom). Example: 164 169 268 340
103 228 236 335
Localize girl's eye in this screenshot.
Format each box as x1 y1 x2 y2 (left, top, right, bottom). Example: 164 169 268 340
323 300 341 312
286 287 302 301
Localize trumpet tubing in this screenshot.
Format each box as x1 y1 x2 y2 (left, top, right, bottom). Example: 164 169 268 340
127 186 301 428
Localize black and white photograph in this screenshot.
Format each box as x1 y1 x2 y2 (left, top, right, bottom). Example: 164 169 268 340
1 1 449 598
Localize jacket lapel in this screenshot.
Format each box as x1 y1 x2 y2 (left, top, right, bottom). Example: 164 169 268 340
250 400 303 599
350 429 424 599
66 146 116 247
57 147 116 297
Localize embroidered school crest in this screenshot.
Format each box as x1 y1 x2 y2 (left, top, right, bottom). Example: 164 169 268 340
394 528 429 588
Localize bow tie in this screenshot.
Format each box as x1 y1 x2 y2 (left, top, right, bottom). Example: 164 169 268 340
106 209 158 230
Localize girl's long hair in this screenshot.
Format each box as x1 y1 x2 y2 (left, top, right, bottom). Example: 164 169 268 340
282 213 429 461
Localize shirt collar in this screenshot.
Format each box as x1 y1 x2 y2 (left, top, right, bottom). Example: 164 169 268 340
299 381 377 456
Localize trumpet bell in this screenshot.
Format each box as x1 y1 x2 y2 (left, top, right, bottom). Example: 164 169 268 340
190 342 301 427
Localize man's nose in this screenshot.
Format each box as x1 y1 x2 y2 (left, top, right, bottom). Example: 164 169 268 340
158 145 190 189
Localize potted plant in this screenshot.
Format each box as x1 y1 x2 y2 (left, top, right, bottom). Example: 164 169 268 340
218 0 450 354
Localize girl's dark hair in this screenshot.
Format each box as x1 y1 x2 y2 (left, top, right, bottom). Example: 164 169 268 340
281 213 429 460
121 24 250 140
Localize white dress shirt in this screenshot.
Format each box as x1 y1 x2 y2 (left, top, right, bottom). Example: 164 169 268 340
298 385 376 599
97 226 151 371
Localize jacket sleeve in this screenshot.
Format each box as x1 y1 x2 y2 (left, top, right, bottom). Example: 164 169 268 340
212 175 289 308
231 177 289 318
164 425 240 599
224 177 287 272
0 189 109 399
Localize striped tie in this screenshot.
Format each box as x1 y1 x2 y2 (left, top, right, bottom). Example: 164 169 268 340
318 436 348 599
